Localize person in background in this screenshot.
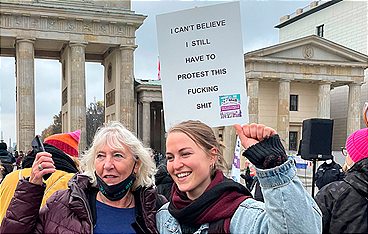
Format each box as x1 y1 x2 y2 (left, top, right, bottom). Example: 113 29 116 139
240 160 254 190
15 150 25 169
315 127 368 233
240 160 264 201
13 151 19 168
1 121 162 233
153 150 165 167
314 158 344 190
155 159 174 201
0 142 15 179
0 130 81 223
156 120 321 233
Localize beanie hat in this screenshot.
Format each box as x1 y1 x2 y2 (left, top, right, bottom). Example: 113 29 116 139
346 128 368 163
44 129 81 157
22 144 79 174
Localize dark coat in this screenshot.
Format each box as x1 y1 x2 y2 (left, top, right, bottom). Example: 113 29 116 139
1 174 161 233
155 164 173 201
315 160 344 189
0 149 15 177
315 158 368 234
252 178 264 202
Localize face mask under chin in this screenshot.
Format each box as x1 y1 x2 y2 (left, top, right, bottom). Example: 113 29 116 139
95 162 137 201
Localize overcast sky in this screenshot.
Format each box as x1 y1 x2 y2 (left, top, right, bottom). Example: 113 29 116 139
0 0 309 146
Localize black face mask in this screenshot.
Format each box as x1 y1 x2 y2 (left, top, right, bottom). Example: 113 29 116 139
95 163 136 201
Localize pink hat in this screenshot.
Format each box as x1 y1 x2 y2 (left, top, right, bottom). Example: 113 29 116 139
44 129 81 157
345 128 368 163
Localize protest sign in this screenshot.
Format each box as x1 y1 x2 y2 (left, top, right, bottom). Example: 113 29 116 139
156 2 248 130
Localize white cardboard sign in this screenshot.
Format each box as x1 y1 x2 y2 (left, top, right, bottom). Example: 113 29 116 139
156 2 248 130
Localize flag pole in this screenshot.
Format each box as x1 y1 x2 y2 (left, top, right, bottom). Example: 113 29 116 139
231 136 242 182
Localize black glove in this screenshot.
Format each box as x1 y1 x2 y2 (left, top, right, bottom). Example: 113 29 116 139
242 135 288 169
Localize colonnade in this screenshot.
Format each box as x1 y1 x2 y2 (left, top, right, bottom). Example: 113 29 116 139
14 39 138 152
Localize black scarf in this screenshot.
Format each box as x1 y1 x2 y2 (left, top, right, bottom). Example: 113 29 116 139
168 170 252 233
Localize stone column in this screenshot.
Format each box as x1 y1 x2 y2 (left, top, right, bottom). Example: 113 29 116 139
69 42 87 151
317 82 331 118
15 38 35 152
119 45 137 132
142 100 151 147
247 78 259 123
277 79 290 149
347 82 362 136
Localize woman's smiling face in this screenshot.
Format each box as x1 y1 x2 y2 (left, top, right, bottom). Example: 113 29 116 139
166 131 216 200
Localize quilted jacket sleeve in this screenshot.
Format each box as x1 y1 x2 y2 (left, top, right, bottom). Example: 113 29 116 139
0 179 45 234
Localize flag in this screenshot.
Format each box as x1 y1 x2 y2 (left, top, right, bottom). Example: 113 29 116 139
231 136 241 182
157 57 161 80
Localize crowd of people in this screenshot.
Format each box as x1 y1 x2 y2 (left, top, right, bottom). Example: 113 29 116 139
0 142 16 180
0 118 367 233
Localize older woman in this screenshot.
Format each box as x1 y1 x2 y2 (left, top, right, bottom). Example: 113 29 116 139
1 121 162 233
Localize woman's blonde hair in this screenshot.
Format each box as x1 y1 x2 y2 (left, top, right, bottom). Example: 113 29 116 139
81 121 155 190
168 120 228 176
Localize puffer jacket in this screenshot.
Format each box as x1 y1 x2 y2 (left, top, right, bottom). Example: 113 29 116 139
315 158 368 233
0 173 163 233
0 168 74 223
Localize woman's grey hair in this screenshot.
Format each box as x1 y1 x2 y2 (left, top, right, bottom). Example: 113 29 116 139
81 121 155 190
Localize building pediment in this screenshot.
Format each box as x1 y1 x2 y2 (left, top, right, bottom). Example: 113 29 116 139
245 35 368 66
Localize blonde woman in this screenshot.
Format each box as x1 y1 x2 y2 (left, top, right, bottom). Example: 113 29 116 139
156 120 321 233
1 121 162 233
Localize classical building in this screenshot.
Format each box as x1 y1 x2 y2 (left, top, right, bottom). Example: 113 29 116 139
136 35 368 167
275 0 368 149
245 35 368 152
2 0 367 168
134 79 237 168
0 0 145 151
135 79 165 152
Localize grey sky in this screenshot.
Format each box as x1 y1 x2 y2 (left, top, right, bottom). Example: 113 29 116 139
0 0 309 146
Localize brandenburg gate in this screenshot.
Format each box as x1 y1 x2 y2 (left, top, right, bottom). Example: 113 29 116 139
0 0 145 152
